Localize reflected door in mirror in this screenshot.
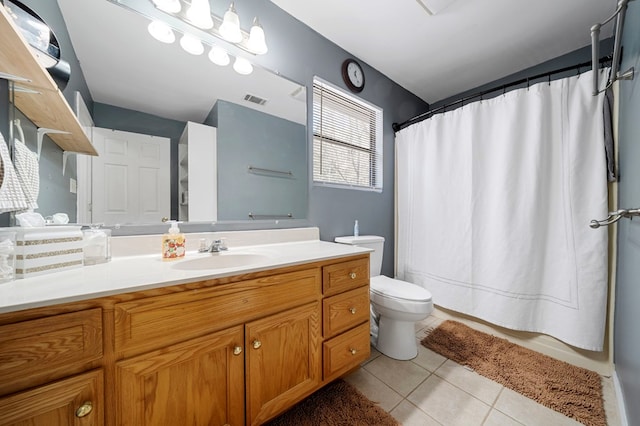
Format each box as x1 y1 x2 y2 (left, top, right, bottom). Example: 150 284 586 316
90 128 170 225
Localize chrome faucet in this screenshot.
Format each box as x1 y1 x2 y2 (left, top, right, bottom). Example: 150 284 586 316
199 239 228 253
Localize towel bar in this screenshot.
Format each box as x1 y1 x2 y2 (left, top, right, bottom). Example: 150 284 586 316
247 166 293 177
590 208 640 228
248 213 293 220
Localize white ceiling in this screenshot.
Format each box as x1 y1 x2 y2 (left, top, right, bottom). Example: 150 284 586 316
271 0 617 104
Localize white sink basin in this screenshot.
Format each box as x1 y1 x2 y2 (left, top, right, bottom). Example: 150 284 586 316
171 253 271 271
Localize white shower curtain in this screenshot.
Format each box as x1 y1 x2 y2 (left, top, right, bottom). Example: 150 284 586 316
396 70 609 351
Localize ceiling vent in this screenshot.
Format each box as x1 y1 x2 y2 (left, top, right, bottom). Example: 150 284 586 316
243 94 268 106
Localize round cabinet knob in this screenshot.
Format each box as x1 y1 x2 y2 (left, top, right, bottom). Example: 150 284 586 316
161 217 169 222
349 307 357 314
350 348 357 355
75 401 93 418
349 272 357 279
233 346 242 356
252 339 262 349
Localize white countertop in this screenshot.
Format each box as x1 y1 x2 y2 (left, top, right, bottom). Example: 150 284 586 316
0 239 370 314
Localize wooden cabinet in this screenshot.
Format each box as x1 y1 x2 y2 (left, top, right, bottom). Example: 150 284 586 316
0 369 104 425
0 308 104 425
116 326 244 426
245 301 321 425
321 257 371 381
0 253 370 426
0 308 103 396
115 267 322 426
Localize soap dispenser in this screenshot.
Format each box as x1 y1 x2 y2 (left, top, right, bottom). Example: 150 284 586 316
162 221 186 261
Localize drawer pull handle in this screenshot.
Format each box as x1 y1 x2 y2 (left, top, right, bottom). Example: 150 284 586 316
349 272 357 279
350 348 357 355
252 339 262 349
349 307 357 314
75 401 93 418
233 346 243 356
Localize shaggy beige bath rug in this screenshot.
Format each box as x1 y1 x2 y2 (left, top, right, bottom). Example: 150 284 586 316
266 379 399 426
421 320 606 426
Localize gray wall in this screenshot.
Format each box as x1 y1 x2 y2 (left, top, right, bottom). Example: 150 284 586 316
11 0 428 276
613 1 640 423
210 100 307 221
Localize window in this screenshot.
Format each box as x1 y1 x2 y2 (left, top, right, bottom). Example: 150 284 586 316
312 77 383 191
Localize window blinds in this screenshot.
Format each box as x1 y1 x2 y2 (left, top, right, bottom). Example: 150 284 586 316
312 80 382 190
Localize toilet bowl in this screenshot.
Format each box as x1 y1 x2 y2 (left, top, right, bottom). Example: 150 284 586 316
335 235 433 360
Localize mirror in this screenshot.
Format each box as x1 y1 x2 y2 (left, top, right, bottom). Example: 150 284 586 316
55 0 308 225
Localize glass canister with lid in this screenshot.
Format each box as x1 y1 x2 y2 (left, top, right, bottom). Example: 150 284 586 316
82 224 111 265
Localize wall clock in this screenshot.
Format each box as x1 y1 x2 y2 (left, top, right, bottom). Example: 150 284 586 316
342 59 365 93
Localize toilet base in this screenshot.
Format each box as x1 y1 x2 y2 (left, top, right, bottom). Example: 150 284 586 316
375 316 418 360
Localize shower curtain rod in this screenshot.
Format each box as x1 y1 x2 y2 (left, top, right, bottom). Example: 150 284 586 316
392 55 613 132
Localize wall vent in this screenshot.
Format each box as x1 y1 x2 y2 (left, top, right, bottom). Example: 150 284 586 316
244 94 268 105
290 86 306 102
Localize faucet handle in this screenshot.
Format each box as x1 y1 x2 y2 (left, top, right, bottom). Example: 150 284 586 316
215 238 228 251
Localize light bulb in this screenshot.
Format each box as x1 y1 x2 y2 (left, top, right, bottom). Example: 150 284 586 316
208 46 230 66
186 0 214 29
147 20 175 44
247 17 267 54
151 0 181 14
219 3 242 43
233 56 253 75
180 34 204 55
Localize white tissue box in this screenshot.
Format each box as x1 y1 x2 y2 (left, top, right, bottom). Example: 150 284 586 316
13 226 84 278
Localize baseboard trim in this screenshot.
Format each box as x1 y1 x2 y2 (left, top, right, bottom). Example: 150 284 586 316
613 367 629 426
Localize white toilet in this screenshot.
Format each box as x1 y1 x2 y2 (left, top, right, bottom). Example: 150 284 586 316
335 235 433 360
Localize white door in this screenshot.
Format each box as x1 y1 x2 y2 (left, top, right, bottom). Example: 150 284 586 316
91 128 170 225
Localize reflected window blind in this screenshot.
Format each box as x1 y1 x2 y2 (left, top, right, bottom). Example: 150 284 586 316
312 78 383 190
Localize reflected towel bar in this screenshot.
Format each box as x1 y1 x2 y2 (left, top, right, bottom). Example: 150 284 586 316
247 166 293 177
248 213 293 220
590 208 640 228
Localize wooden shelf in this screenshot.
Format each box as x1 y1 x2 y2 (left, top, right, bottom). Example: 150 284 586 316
0 5 97 155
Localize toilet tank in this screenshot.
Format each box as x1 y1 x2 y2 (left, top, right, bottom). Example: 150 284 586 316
334 235 385 277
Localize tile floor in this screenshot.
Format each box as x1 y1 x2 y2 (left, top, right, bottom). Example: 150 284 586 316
344 315 622 426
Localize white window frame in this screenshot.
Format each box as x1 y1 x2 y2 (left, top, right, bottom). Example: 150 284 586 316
312 77 383 192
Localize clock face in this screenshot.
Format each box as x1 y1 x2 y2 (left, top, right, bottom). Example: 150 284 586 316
347 62 363 87
342 59 365 92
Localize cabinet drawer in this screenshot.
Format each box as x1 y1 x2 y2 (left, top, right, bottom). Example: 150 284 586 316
323 286 369 338
0 308 103 395
323 322 370 380
322 257 369 296
0 369 104 425
115 268 321 357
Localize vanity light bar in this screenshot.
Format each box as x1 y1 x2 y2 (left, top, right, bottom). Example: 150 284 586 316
110 0 265 55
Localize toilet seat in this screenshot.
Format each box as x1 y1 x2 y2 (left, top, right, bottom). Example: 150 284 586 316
370 275 432 302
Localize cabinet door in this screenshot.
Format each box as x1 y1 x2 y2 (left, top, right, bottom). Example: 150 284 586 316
245 301 321 425
116 326 244 426
0 369 103 425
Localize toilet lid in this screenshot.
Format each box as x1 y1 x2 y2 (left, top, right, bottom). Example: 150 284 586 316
370 276 432 302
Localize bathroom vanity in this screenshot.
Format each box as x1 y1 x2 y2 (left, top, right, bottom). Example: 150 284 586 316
0 229 371 425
